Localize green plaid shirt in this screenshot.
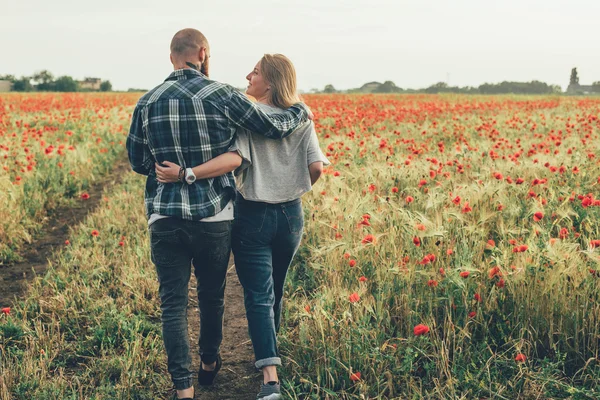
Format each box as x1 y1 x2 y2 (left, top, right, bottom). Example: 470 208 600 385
127 68 309 220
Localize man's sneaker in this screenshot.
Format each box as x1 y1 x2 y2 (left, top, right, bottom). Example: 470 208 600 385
198 354 222 386
257 381 282 400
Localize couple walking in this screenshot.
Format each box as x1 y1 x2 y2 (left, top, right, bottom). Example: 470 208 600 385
127 28 329 400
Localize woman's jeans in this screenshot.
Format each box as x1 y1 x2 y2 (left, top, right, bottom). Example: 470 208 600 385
232 196 304 369
150 218 232 390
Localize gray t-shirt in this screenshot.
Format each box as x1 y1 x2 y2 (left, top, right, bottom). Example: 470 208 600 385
234 103 330 203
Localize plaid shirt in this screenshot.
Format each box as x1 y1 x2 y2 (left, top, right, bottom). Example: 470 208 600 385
127 68 309 220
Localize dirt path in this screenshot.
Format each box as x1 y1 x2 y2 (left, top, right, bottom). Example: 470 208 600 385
188 258 259 400
0 156 260 398
0 158 131 306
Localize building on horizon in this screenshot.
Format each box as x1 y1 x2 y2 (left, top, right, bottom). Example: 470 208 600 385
567 83 594 94
78 77 102 91
0 80 13 92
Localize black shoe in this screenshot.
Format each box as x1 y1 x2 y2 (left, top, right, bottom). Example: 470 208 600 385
198 355 222 386
172 395 193 400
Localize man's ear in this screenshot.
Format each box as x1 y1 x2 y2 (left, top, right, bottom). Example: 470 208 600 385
199 47 207 63
170 53 174 65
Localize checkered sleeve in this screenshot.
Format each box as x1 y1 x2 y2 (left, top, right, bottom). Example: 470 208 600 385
126 105 154 176
220 89 310 139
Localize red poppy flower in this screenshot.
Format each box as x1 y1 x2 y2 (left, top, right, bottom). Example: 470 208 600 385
496 278 506 288
427 279 438 287
468 311 476 318
518 245 528 252
406 196 414 203
91 230 99 237
488 266 502 279
64 240 70 245
349 292 360 303
304 305 311 312
413 236 421 246
462 202 472 213
391 187 399 193
350 372 361 382
559 228 569 239
1 307 10 315
515 353 526 362
413 324 430 336
349 259 357 267
359 276 368 282
81 192 90 200
533 212 543 221
460 271 470 278
361 234 375 244
474 293 481 302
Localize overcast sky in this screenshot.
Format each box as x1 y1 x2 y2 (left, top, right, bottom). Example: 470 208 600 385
1 0 599 91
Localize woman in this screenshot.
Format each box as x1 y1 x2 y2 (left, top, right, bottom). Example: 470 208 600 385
156 53 329 400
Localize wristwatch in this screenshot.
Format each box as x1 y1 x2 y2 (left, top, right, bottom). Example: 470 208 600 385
185 168 196 184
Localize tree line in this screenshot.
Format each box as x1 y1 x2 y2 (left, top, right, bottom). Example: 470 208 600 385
0 70 112 92
317 80 600 95
316 68 600 95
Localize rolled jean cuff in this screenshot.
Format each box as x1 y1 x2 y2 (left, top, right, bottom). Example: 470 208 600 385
255 357 282 369
172 376 194 390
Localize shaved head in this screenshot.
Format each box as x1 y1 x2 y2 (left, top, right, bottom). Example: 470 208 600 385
170 28 210 76
170 28 209 59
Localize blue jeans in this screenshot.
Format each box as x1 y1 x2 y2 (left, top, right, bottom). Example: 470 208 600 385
150 218 232 390
232 196 304 369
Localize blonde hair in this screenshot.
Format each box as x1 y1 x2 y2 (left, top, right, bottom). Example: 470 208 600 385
259 54 301 109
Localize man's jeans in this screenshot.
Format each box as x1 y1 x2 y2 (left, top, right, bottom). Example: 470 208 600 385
232 197 303 369
149 218 232 390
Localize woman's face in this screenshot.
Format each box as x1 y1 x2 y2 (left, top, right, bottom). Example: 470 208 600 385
245 60 270 100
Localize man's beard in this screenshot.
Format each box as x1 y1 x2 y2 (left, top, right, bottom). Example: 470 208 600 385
185 59 209 77
200 58 209 77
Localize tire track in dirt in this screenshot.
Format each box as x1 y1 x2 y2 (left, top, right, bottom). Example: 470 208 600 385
188 257 260 400
0 157 131 306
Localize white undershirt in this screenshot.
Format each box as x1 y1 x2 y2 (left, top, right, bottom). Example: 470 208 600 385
147 199 234 226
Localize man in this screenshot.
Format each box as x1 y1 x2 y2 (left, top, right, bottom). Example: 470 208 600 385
126 28 311 400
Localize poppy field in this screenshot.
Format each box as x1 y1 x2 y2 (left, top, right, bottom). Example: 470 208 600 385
1 93 600 399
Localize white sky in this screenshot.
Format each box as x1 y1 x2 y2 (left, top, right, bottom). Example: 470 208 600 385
1 0 598 91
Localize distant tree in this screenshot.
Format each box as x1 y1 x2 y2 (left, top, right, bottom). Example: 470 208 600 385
374 81 402 93
12 77 33 92
323 84 337 93
550 85 563 94
592 82 600 93
100 80 112 92
424 82 449 94
32 70 55 91
54 76 79 92
0 74 16 82
569 68 579 86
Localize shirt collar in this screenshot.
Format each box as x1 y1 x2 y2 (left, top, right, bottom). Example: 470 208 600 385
165 68 206 82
